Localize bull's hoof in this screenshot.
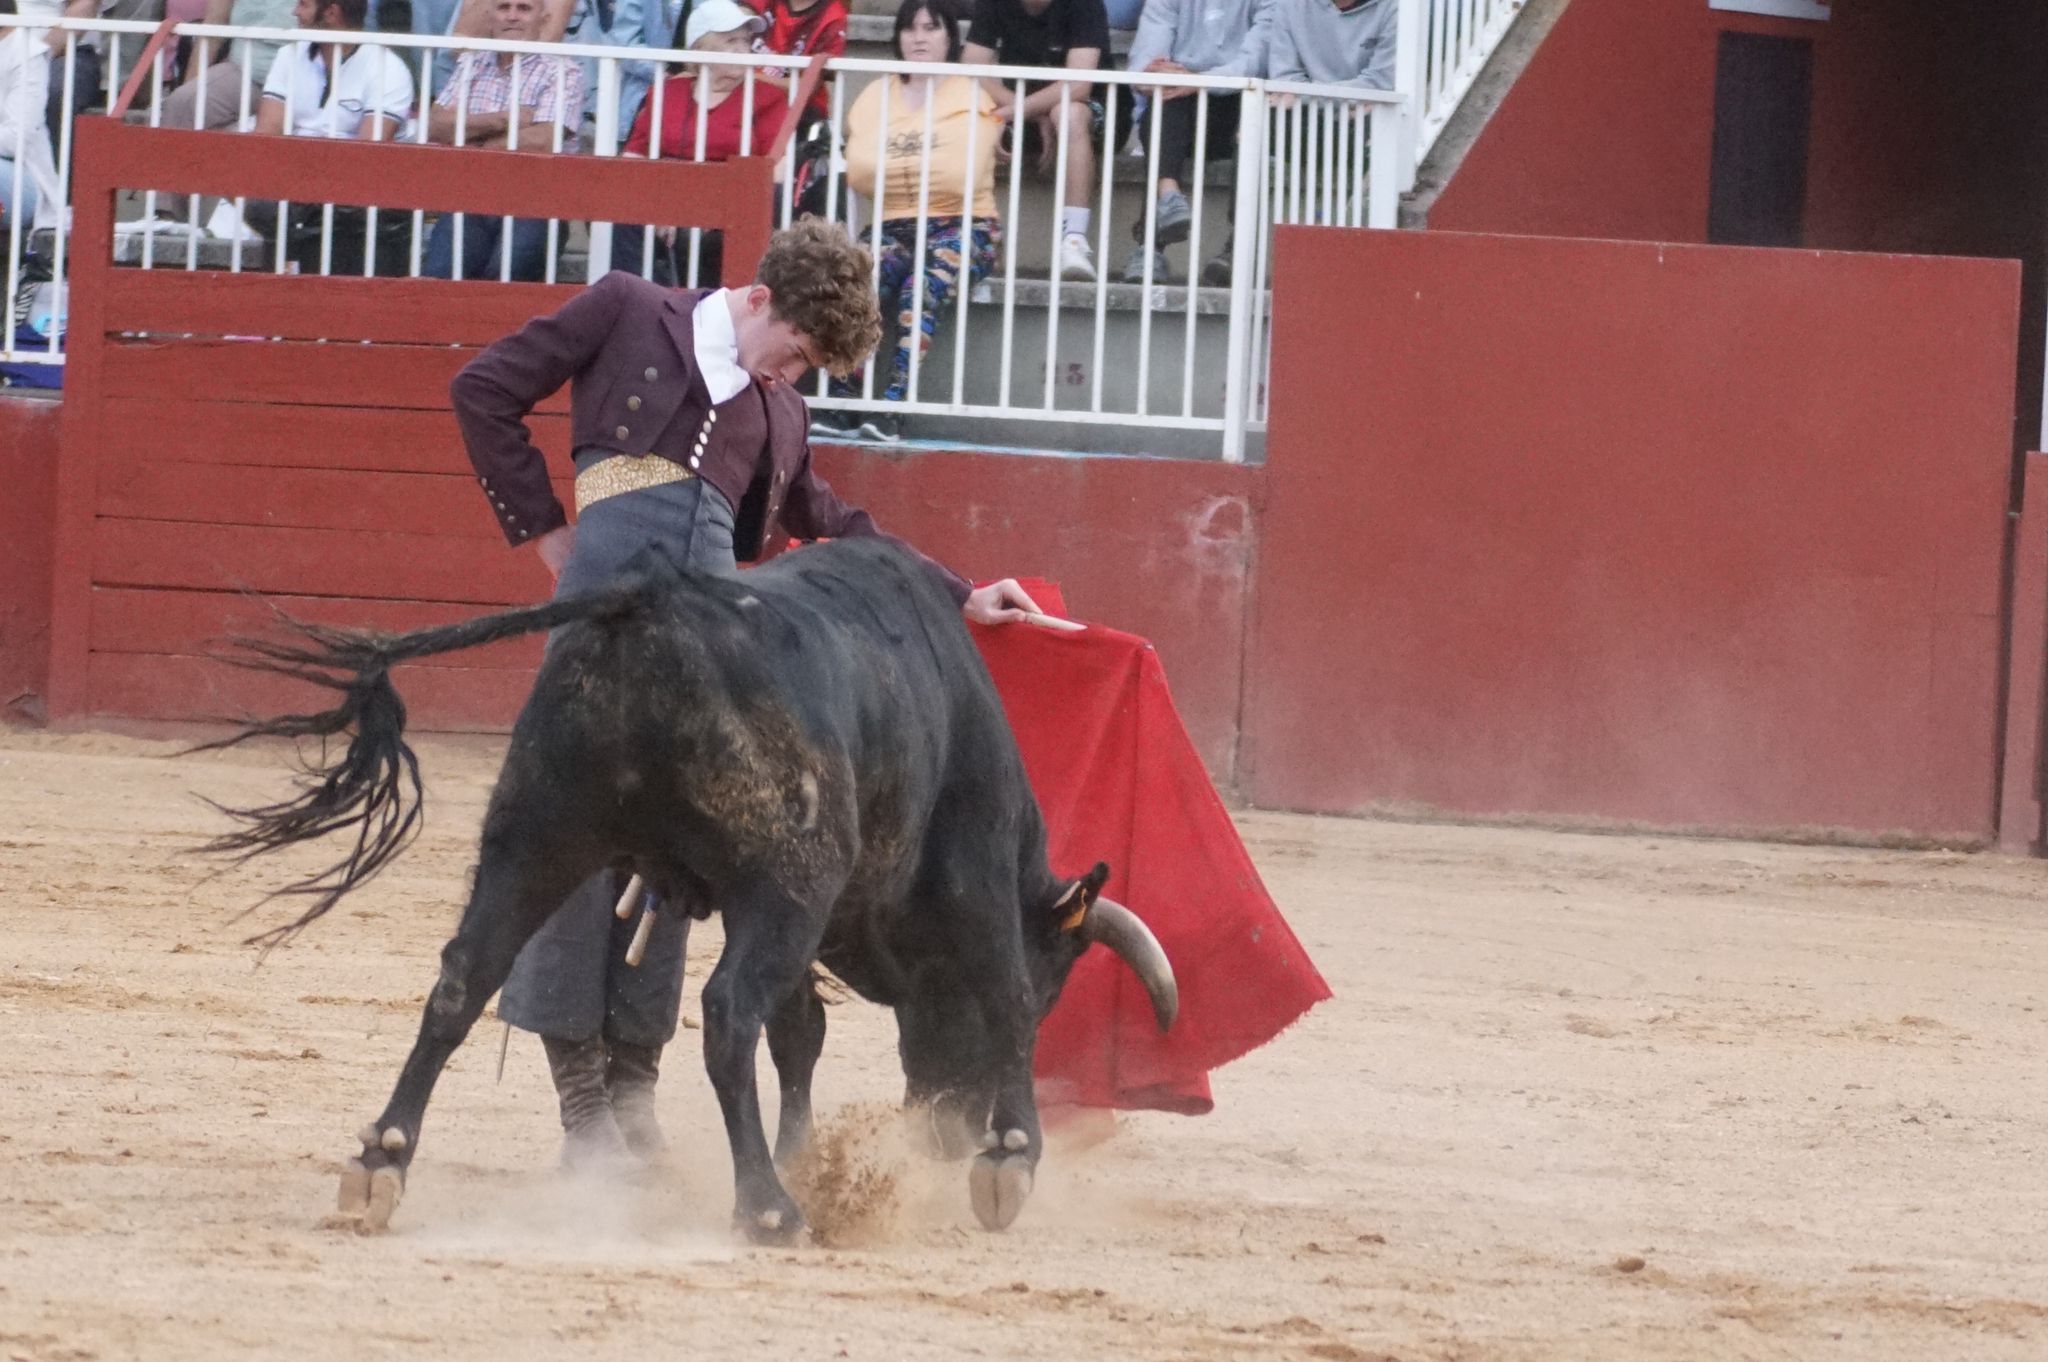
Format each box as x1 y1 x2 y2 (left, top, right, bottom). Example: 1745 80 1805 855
335 1126 409 1234
736 1199 808 1246
968 1150 1034 1231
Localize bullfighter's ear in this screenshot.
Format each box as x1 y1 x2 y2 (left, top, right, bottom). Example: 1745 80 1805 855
1054 862 1112 933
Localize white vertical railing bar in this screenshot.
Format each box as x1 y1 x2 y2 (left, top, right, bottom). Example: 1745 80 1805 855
903 81 934 404
639 70 663 278
1323 99 1337 224
863 72 889 401
452 62 472 278
48 37 76 354
1179 88 1208 419
500 55 522 283
813 70 846 402
544 62 566 285
409 48 429 278
1246 100 1280 426
363 75 383 280
317 41 343 276
1220 85 1264 464
1039 78 1072 412
4 38 24 343
1353 103 1369 226
142 55 163 271
233 57 253 271
728 64 754 286
1130 88 1162 411
587 56 618 281
777 74 797 232
997 77 1023 410
186 49 210 266
1367 97 1397 228
686 69 712 286
951 73 980 409
1088 81 1114 414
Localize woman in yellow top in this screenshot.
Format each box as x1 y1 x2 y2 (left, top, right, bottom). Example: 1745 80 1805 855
829 0 1003 437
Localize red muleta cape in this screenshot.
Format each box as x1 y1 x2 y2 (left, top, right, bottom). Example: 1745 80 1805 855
971 582 1332 1115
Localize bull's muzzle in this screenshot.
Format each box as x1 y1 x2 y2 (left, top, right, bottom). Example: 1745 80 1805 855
1080 897 1179 1032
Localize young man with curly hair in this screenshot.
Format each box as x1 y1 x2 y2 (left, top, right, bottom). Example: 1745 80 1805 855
453 218 1045 1170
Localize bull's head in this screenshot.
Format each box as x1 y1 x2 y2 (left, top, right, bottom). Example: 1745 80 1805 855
1038 862 1179 1033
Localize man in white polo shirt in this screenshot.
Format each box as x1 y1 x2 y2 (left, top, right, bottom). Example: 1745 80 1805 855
244 0 416 272
255 0 414 139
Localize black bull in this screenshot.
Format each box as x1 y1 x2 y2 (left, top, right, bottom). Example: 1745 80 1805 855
202 537 1178 1240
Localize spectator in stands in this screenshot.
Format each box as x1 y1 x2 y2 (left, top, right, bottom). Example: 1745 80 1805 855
959 0 1107 283
241 0 416 273
422 0 583 280
609 0 784 286
1122 0 1271 284
254 0 413 139
441 0 635 135
817 0 999 442
1 0 63 250
151 0 298 226
25 0 108 155
1267 0 1393 91
165 0 298 131
758 0 845 130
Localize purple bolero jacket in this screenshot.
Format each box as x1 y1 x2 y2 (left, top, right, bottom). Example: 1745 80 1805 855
450 271 971 604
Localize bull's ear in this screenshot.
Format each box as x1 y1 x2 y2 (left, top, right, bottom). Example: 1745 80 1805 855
1053 862 1111 933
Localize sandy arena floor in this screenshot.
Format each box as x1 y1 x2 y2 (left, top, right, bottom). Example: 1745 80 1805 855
1 727 2045 1361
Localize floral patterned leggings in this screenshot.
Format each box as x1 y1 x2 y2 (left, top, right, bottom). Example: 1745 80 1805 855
869 215 1000 403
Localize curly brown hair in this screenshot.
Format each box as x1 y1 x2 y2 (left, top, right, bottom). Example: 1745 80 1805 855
755 220 883 377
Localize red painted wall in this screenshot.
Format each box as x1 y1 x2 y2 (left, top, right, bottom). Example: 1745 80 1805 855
0 397 59 721
811 446 1258 782
1247 227 2021 839
1431 0 2048 259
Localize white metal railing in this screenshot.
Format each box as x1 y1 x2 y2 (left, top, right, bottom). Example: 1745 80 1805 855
1419 0 1523 163
0 14 1416 461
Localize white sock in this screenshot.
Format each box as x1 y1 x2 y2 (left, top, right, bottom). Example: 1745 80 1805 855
1061 207 1091 239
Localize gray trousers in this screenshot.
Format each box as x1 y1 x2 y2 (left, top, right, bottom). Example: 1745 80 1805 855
496 462 738 1047
156 60 248 222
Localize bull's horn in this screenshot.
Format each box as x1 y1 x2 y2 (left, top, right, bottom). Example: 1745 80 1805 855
1081 898 1178 1032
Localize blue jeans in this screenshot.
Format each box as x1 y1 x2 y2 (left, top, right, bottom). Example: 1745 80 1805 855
0 157 40 239
423 212 552 282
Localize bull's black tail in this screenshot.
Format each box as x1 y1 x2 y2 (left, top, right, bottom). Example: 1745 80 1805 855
197 576 656 947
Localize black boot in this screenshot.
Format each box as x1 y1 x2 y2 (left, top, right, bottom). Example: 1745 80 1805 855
541 1034 632 1172
606 1040 668 1162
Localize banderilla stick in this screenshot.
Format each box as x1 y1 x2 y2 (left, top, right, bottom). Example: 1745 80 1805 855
614 872 656 968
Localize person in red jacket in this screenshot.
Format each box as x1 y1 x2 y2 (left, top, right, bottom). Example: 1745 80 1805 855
760 0 846 126
611 0 788 284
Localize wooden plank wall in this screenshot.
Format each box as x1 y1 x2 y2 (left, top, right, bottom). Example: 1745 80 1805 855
50 120 777 727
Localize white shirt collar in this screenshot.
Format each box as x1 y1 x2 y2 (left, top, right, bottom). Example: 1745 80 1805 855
692 288 751 405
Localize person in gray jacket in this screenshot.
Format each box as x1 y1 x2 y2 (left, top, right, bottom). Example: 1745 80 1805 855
1120 0 1272 286
1266 0 1394 91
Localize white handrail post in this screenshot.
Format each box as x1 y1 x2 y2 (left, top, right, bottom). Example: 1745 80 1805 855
1394 0 1425 194
1221 82 1266 466
1367 99 1398 228
587 57 621 282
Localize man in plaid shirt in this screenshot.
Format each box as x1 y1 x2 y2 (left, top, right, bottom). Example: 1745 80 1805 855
423 0 586 280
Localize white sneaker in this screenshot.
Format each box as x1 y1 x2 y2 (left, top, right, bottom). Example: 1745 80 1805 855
1058 232 1097 282
206 200 261 243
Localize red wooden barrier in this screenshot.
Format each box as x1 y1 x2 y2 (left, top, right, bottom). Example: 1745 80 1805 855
50 119 777 725
1250 226 2022 842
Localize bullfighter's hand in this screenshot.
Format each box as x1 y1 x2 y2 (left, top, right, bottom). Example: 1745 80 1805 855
535 524 575 583
964 578 1044 626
